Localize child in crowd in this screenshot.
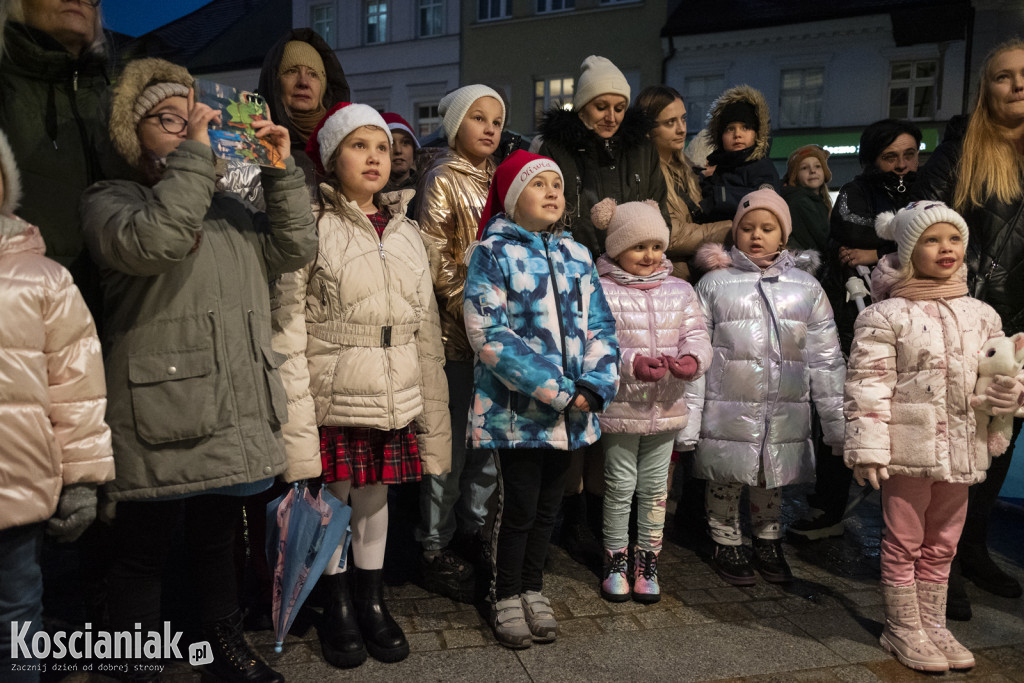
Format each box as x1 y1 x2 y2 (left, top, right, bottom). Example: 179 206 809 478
382 112 419 193
0 130 114 680
415 84 506 601
590 198 711 604
781 144 833 254
687 189 844 585
845 202 1013 673
699 85 780 222
273 103 451 668
464 150 619 648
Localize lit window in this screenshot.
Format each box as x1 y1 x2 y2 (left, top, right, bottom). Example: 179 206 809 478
366 1 388 45
537 0 574 13
682 74 725 136
417 104 442 138
889 59 937 120
419 0 443 37
478 0 511 21
779 67 824 128
533 77 574 131
311 4 335 48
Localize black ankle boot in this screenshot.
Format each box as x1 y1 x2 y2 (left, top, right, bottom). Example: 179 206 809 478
202 610 283 683
752 537 793 584
318 572 367 668
353 568 409 663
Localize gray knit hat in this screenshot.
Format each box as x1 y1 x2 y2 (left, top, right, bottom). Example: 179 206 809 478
110 58 194 166
438 84 505 147
875 200 969 267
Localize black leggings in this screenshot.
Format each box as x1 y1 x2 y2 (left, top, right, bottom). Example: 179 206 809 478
493 449 571 601
106 494 242 632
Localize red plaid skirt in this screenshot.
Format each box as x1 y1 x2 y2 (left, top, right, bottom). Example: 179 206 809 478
319 424 422 487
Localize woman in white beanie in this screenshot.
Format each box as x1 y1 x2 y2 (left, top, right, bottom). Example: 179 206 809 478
845 200 1012 673
413 84 505 602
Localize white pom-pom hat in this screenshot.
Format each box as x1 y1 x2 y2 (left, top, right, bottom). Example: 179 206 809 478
874 200 969 266
591 198 669 259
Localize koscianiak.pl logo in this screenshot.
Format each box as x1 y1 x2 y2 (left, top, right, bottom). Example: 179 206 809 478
8 622 212 675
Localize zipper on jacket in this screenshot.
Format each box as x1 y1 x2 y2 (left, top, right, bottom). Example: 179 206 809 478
543 234 572 380
73 69 78 92
373 221 396 429
575 176 582 218
319 280 327 307
576 274 584 312
644 288 660 433
634 172 641 198
247 310 259 363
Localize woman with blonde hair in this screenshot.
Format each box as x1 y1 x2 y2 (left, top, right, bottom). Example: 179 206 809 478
911 37 1024 620
634 85 731 282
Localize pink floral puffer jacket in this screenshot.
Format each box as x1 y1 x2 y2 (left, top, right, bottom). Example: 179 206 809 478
844 254 1005 484
597 256 712 435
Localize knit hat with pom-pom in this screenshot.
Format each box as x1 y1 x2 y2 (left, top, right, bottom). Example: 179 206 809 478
591 198 669 259
477 150 562 238
874 200 968 267
306 102 392 176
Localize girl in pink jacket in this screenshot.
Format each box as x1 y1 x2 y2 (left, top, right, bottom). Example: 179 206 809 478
845 201 1015 673
591 198 711 604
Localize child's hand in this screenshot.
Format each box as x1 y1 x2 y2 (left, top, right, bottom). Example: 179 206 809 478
633 355 667 382
853 464 889 490
185 88 222 148
984 375 1024 415
253 118 292 162
47 483 98 543
663 354 699 380
573 394 591 412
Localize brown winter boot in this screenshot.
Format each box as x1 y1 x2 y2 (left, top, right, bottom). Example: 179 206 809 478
879 583 949 672
916 581 975 670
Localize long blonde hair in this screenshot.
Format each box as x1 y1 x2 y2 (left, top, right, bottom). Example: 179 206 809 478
954 39 1024 211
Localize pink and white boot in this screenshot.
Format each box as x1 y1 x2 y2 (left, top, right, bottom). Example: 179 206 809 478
632 547 661 604
601 548 630 602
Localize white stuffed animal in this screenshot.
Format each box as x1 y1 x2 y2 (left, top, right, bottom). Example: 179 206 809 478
972 333 1024 456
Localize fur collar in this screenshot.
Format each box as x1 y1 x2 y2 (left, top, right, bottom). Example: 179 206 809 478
538 106 652 153
0 130 22 215
706 84 772 162
695 242 820 276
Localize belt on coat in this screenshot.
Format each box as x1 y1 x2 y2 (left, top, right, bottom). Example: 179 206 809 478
306 321 418 348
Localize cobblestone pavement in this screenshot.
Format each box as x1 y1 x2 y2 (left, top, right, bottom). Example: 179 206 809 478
52 483 1024 682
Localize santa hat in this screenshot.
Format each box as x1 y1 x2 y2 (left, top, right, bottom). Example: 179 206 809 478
875 201 969 266
306 102 392 175
382 112 420 149
732 188 792 244
591 199 669 259
476 150 563 238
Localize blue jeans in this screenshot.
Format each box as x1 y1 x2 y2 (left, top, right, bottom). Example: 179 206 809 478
602 431 675 551
416 360 498 551
0 523 44 682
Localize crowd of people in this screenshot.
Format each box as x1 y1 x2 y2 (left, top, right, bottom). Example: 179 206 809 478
2 2 1024 681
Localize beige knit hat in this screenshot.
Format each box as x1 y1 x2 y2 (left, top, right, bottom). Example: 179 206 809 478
573 56 630 109
591 198 669 259
438 84 505 147
278 41 327 86
875 200 969 266
110 58 193 166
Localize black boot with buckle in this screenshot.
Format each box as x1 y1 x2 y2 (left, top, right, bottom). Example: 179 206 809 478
353 568 409 663
201 609 283 683
318 572 367 668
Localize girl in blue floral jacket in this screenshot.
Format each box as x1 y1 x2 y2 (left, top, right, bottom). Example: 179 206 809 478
464 151 619 649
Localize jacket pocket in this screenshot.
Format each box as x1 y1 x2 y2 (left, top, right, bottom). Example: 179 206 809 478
889 403 937 468
129 347 216 444
260 345 289 427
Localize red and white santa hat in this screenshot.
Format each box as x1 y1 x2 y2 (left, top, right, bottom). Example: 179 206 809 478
477 150 563 238
306 102 393 175
381 112 420 149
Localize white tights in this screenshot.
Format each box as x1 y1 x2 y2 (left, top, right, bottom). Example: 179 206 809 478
322 481 389 575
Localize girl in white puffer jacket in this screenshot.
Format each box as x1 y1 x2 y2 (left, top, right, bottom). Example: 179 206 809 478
592 198 712 604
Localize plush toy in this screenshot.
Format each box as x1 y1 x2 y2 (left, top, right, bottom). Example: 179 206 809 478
971 333 1024 456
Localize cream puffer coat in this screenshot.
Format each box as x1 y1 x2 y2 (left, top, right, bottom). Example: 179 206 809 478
415 149 495 362
272 188 451 479
597 256 712 434
684 244 845 488
0 216 114 530
844 255 1005 484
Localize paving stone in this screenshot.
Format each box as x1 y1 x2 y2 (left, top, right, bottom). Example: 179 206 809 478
844 590 885 607
745 599 792 618
564 596 611 617
703 601 757 622
415 596 462 614
831 664 884 683
594 613 641 632
676 588 717 605
442 628 488 648
445 609 486 629
406 630 443 653
707 586 752 602
633 608 684 629
386 597 419 616
557 617 602 638
411 614 447 631
670 604 719 624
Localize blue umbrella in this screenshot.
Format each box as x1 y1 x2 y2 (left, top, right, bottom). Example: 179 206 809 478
266 481 351 653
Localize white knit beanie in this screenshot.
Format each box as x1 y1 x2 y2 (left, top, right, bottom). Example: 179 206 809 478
438 84 505 147
310 102 392 174
573 56 631 110
875 200 969 266
591 199 669 259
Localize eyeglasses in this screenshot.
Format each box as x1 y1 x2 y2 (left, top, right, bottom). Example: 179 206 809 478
141 112 188 135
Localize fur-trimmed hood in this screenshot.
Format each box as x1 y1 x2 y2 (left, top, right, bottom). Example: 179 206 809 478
694 242 820 276
0 129 23 216
706 84 772 162
538 106 651 153
109 58 193 167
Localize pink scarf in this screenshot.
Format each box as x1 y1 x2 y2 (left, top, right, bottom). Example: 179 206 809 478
597 254 671 289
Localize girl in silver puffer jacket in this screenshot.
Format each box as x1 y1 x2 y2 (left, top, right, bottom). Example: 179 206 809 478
685 189 845 587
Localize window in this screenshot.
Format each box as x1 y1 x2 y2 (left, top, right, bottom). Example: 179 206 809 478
365 1 388 45
779 67 824 128
416 104 441 138
682 74 724 136
478 0 511 21
889 59 937 120
419 0 443 37
533 77 574 131
537 0 574 12
310 4 335 48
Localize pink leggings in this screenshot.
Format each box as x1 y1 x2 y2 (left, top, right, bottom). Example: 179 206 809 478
880 474 969 586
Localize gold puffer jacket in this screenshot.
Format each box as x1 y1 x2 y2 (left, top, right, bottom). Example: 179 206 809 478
414 148 495 361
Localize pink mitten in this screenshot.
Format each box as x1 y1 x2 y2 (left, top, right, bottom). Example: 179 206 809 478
633 355 667 382
664 354 699 380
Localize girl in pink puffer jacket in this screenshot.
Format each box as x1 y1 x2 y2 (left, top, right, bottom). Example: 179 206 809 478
592 198 711 604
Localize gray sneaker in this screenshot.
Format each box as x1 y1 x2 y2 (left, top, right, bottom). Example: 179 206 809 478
521 591 557 642
491 596 532 649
